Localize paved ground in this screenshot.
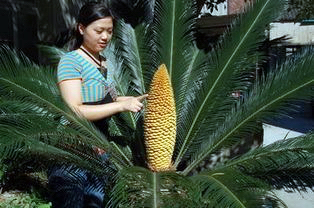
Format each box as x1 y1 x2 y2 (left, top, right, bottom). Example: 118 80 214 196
275 189 314 208
263 122 314 208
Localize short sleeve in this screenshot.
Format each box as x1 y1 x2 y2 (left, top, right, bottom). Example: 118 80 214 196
57 53 82 83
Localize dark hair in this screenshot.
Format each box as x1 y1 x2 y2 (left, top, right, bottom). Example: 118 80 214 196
71 1 113 50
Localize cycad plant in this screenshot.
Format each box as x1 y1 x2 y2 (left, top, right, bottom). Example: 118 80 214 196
1 0 314 207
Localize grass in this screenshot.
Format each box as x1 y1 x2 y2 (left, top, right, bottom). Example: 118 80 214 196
0 190 51 208
0 165 51 208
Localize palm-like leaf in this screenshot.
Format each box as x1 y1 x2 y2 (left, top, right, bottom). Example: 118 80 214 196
0 45 133 172
108 167 197 208
222 133 314 191
1 0 314 207
192 169 275 208
175 0 289 168
184 47 314 174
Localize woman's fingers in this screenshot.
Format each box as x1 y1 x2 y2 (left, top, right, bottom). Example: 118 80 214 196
121 95 148 112
132 102 143 112
136 94 148 102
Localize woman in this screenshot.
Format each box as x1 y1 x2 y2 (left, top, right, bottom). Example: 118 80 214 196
48 2 147 207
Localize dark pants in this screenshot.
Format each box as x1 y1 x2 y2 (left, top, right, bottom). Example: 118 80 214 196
48 165 106 208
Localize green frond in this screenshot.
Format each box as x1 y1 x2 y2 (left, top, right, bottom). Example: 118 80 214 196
37 45 66 66
184 47 314 175
0 45 133 170
109 21 149 94
174 0 288 168
253 167 314 192
104 44 139 135
191 168 275 208
0 105 117 174
152 0 197 77
107 166 197 208
222 133 314 191
151 0 201 107
0 119 116 178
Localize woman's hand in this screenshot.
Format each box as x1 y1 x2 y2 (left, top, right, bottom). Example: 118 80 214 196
119 94 148 113
59 79 148 120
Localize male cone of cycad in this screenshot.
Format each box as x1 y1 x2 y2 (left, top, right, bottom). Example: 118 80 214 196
144 64 176 172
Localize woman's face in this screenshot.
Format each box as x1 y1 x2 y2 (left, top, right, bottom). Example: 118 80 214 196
79 16 113 54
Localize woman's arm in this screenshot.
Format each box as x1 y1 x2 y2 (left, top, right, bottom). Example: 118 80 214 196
59 79 147 121
116 96 135 102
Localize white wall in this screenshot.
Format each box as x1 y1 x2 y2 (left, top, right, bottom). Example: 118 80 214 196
270 22 314 44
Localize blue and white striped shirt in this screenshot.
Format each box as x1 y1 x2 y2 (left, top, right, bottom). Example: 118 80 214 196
57 50 117 103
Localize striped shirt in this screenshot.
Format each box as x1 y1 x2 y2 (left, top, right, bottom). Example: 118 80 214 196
57 51 117 103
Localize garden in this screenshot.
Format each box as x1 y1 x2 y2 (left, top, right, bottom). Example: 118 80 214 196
0 0 314 207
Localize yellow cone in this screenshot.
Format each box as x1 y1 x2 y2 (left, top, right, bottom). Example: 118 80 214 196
144 64 176 172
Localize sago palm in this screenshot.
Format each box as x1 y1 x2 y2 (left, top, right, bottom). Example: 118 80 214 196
0 0 314 207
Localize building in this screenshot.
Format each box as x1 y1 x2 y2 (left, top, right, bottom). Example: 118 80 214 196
0 0 39 61
0 0 77 63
